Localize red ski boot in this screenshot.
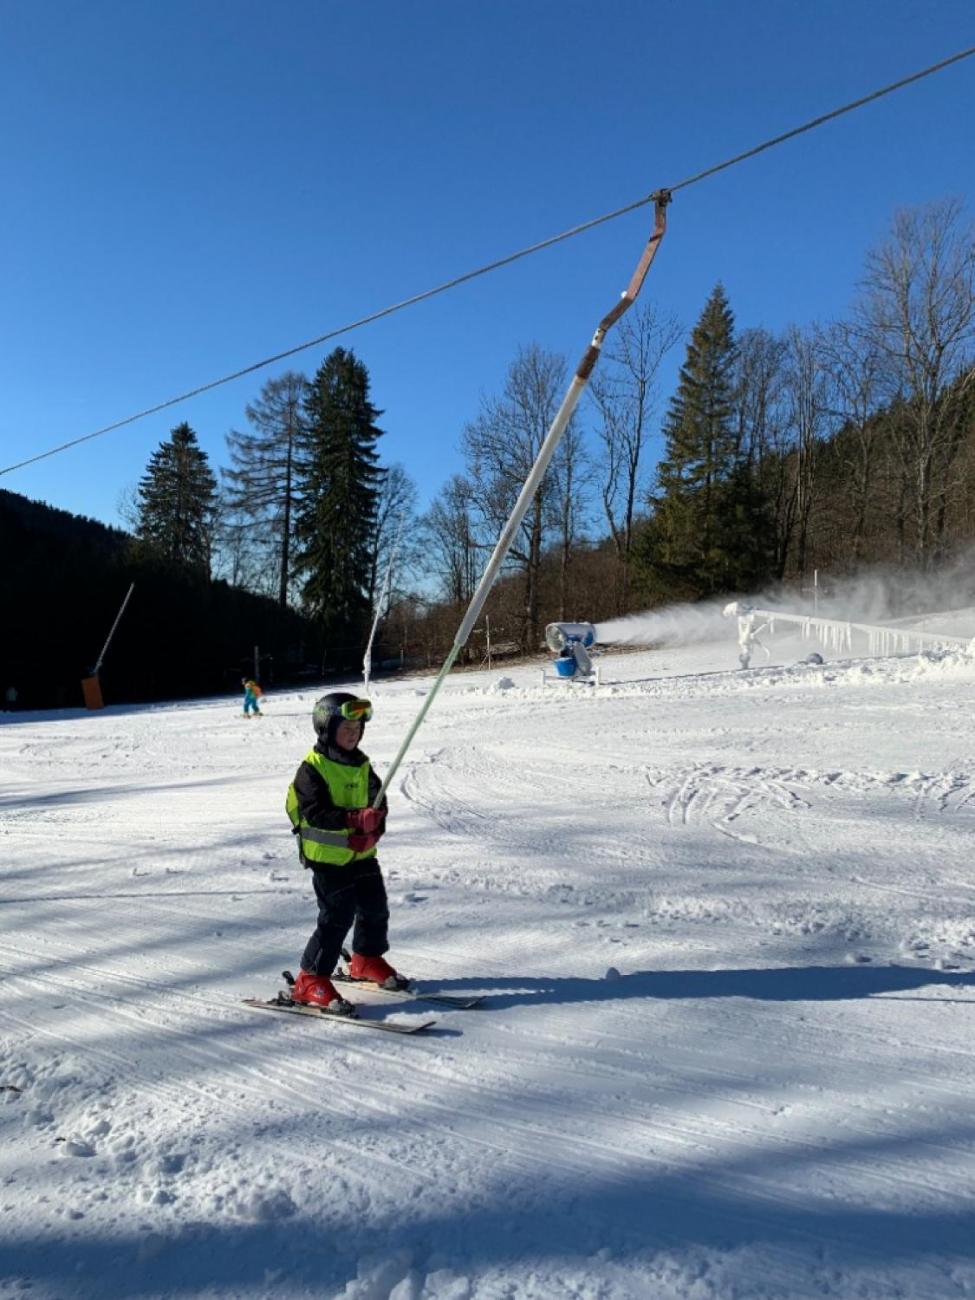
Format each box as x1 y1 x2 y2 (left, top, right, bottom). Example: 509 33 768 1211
290 969 355 1015
348 953 410 991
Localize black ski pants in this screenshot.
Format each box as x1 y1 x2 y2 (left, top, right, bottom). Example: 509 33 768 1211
300 857 390 976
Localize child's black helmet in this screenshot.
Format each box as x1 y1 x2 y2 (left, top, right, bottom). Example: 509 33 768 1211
312 693 373 742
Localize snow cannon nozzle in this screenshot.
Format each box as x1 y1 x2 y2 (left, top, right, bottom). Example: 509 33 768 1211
544 623 597 681
545 622 596 654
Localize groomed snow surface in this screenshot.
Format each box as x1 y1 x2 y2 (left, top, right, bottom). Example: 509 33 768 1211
2 618 975 1299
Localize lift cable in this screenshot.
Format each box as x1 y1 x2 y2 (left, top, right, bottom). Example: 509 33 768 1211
2 41 973 479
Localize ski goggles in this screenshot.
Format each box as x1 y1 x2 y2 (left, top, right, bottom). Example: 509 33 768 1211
338 698 373 722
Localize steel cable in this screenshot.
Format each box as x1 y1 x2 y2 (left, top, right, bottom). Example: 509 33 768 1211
3 42 973 478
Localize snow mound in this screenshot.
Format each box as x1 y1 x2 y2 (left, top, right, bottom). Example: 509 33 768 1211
486 676 516 693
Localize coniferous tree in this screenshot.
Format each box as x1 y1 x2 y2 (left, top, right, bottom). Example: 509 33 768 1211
294 348 385 655
638 284 774 598
136 423 217 574
223 371 310 608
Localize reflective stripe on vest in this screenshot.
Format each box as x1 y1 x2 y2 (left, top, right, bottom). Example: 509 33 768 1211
287 748 376 866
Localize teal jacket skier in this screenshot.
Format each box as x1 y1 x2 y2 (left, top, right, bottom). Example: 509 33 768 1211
241 678 262 716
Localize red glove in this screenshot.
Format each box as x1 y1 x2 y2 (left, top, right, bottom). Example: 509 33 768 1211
346 807 386 836
347 832 380 853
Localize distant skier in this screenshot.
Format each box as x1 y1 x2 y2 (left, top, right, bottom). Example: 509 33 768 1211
241 678 263 717
284 693 407 1015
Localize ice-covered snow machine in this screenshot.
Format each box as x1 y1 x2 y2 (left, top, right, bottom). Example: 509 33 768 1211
541 622 600 685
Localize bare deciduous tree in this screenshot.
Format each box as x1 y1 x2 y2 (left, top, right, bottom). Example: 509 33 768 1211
211 492 274 595
462 344 575 649
423 474 478 605
368 463 418 610
856 199 975 566
781 326 832 577
547 421 590 622
817 321 890 566
733 328 790 574
589 304 680 613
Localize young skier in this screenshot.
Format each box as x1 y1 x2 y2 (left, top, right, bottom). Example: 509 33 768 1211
285 692 408 1014
241 678 263 717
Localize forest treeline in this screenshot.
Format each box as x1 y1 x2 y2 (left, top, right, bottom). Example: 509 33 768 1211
0 489 314 709
3 198 974 710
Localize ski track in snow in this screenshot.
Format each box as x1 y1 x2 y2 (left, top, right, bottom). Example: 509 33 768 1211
3 629 975 1298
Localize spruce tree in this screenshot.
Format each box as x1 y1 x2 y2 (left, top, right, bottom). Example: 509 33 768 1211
640 284 772 598
136 422 217 574
294 348 385 655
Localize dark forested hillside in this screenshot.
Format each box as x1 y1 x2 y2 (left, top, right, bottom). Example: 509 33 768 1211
1 489 319 710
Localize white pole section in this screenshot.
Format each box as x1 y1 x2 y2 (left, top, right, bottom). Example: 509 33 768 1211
92 582 135 675
374 195 670 804
364 513 405 694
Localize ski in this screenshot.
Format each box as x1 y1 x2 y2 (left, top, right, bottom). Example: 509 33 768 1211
242 996 436 1035
333 953 485 1009
332 971 485 1009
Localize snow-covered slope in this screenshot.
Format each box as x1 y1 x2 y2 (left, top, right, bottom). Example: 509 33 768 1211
2 619 975 1299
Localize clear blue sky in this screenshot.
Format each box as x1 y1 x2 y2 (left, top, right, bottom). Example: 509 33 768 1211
1 0 973 530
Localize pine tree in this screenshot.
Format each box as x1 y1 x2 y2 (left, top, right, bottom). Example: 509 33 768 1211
639 284 773 598
136 423 217 573
223 372 310 608
294 348 385 655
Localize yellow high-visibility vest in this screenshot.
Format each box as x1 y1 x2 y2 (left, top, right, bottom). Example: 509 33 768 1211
285 748 376 866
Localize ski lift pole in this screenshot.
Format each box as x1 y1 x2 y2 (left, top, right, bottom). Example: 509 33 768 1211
374 194 670 804
82 581 135 710
92 582 135 675
364 512 405 693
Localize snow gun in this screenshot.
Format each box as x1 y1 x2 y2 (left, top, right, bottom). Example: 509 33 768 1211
543 622 598 684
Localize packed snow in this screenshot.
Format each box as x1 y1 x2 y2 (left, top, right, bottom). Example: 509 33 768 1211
2 611 975 1299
